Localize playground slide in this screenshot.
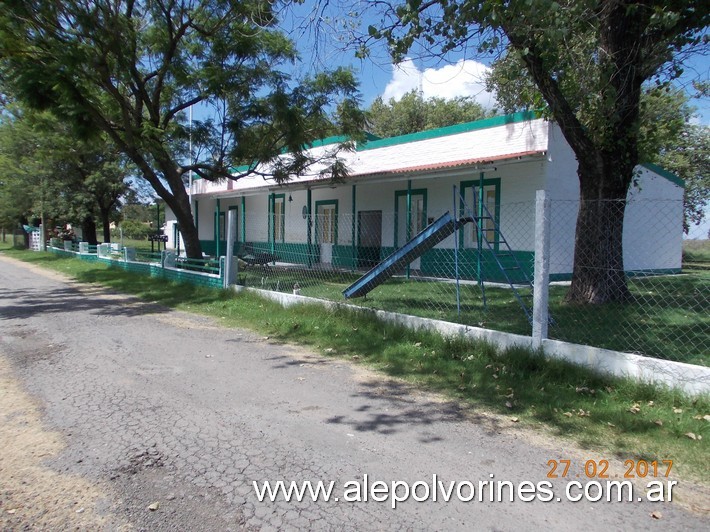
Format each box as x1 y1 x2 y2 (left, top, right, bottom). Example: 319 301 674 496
343 212 470 299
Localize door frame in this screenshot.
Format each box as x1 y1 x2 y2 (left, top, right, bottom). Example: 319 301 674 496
393 188 428 248
314 199 339 245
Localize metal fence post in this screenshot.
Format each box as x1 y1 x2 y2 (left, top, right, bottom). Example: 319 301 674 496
532 189 551 349
224 208 237 288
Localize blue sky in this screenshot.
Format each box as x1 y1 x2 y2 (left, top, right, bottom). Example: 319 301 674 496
280 2 710 124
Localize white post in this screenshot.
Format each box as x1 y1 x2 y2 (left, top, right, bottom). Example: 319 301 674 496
39 216 46 251
532 189 551 349
223 209 237 288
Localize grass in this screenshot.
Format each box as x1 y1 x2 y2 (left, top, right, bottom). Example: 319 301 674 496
683 239 710 267
1 243 709 483
239 261 709 366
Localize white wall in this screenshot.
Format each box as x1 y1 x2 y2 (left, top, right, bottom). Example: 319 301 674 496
185 119 683 274
544 125 684 274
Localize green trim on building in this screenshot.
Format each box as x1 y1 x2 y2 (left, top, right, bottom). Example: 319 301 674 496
421 248 534 283
358 111 539 151
641 163 685 188
270 193 285 244
393 188 428 248
459 177 501 252
241 196 246 243
314 199 339 245
191 113 537 181
228 205 239 242
214 199 221 258
306 189 313 268
351 185 357 271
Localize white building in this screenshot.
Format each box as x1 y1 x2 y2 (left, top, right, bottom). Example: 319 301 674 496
165 112 684 282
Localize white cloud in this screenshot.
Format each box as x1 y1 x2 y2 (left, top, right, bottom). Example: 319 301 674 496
382 58 498 110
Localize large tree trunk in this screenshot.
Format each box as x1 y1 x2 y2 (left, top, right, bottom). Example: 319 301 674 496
82 216 98 245
565 160 633 304
127 149 203 259
157 158 202 259
169 196 201 259
99 207 111 243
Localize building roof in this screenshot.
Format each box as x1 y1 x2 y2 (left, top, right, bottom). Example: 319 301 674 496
193 112 551 197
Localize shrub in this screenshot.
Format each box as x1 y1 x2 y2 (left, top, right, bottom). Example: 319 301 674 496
118 220 153 240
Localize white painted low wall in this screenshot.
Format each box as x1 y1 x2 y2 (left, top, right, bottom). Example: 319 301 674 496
235 286 710 397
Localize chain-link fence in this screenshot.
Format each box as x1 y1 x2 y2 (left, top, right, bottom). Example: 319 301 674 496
228 195 708 367
236 199 536 336
548 198 708 366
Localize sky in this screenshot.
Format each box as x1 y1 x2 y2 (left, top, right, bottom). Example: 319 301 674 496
278 2 709 238
279 2 710 124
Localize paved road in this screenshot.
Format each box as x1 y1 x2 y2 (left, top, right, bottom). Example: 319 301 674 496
0 256 706 530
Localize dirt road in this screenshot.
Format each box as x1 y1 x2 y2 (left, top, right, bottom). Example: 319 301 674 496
0 255 706 530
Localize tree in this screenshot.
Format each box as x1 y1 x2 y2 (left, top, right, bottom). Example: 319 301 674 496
0 105 129 244
656 123 710 234
0 0 364 259
489 64 709 234
372 1 709 303
638 88 709 234
367 90 491 137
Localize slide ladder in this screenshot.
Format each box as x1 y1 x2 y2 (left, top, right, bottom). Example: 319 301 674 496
343 212 470 299
461 190 535 325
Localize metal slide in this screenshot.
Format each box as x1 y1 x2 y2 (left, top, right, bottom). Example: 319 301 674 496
343 212 470 299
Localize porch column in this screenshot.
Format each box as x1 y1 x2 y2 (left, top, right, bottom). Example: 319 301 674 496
477 172 485 281
241 196 246 244
215 198 221 258
406 179 412 278
307 188 313 268
268 193 274 255
351 185 356 271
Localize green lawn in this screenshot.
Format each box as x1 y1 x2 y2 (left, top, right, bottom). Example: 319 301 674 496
240 262 709 366
1 244 708 483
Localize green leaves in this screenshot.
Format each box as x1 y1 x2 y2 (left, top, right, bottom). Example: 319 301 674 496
366 90 491 139
0 0 366 257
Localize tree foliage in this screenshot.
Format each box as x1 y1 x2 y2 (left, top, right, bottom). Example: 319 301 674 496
489 60 708 232
372 0 709 303
0 105 130 244
367 90 492 138
0 0 365 258
655 123 710 234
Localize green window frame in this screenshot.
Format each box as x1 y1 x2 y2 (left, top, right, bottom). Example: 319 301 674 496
228 205 239 242
269 193 285 243
314 199 338 244
214 209 225 242
393 188 428 248
459 177 501 251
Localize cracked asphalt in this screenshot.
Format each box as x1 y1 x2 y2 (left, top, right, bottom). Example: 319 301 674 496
0 255 707 530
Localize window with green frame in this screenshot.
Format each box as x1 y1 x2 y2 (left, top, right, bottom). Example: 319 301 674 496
228 205 238 242
460 177 501 250
394 188 427 248
218 212 225 240
270 194 285 243
315 199 338 244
